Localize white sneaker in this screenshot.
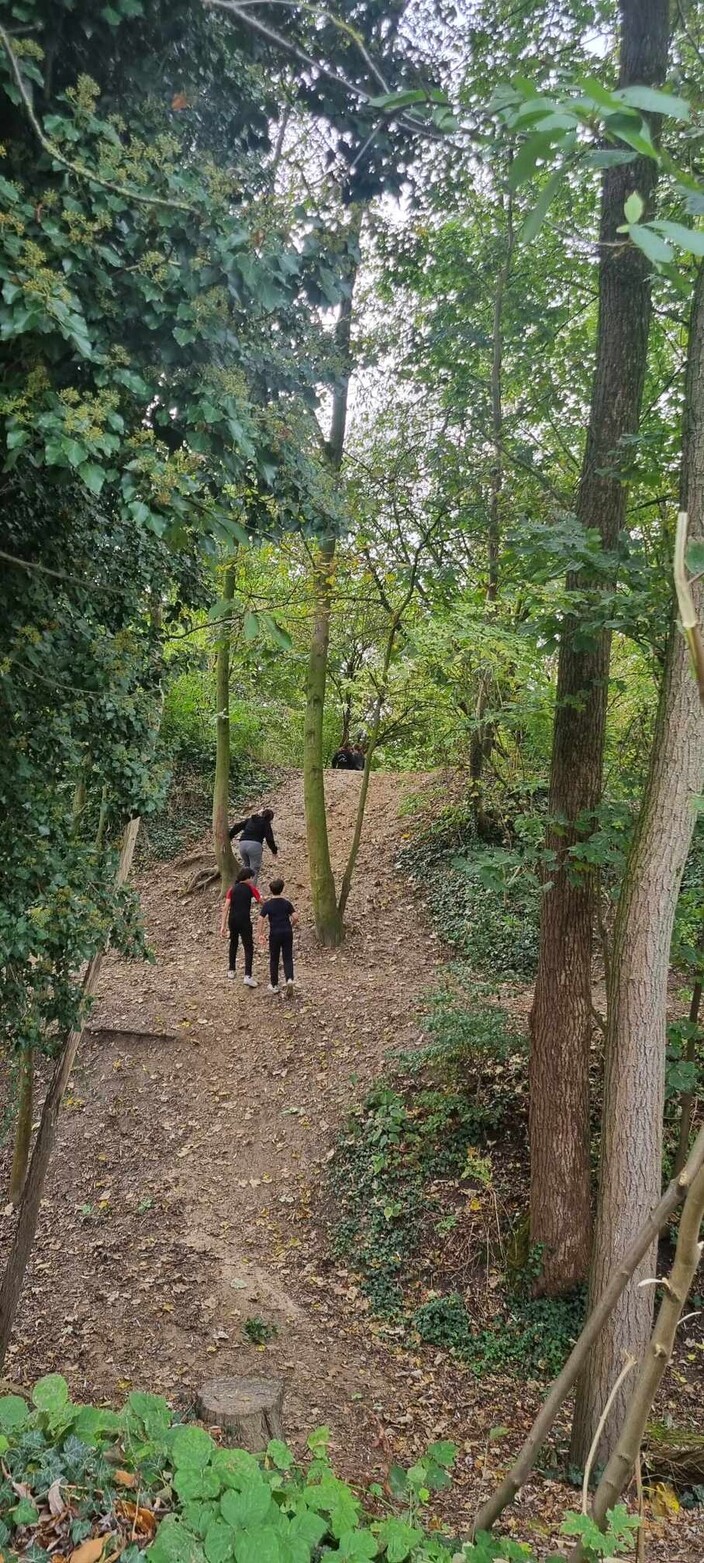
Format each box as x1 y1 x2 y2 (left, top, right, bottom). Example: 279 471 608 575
286 979 295 997
267 984 280 995
243 975 258 988
227 970 236 980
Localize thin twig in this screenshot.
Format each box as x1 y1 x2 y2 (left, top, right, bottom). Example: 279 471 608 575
581 1355 637 1513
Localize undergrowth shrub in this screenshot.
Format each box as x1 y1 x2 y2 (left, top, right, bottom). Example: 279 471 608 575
0 1378 639 1562
412 1291 584 1381
328 984 585 1382
329 990 522 1320
398 804 540 982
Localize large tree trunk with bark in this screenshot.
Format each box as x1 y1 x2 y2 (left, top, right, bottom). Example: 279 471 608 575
529 0 670 1296
213 559 238 892
303 210 362 945
571 262 704 1466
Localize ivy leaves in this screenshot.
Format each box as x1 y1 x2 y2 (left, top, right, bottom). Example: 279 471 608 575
0 5 352 548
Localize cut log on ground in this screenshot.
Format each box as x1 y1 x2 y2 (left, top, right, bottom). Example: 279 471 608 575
195 1376 284 1451
643 1424 704 1486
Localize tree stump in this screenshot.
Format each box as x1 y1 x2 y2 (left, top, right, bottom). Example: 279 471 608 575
195 1376 284 1451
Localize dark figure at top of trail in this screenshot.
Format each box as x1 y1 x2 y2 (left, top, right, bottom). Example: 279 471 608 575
331 744 358 769
228 807 277 885
350 745 365 771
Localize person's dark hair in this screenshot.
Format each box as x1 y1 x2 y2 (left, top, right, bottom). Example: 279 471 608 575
261 807 274 820
236 867 254 882
269 877 284 895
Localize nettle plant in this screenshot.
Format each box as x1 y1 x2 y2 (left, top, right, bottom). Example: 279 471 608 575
0 1379 638 1563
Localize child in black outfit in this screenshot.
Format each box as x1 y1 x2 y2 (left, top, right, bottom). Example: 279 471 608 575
259 876 298 995
220 867 261 986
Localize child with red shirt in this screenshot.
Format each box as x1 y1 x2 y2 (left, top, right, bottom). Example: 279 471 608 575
220 867 261 986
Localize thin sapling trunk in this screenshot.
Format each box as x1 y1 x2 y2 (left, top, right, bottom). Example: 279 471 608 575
8 1046 33 1207
213 559 238 892
0 818 140 1367
337 614 399 919
471 1119 704 1537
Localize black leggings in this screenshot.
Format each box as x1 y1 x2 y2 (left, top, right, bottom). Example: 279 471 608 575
229 921 253 976
270 929 293 986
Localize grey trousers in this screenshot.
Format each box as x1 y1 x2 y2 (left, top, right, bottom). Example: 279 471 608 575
239 839 263 883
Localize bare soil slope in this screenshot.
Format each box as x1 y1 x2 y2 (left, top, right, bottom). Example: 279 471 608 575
2 768 702 1558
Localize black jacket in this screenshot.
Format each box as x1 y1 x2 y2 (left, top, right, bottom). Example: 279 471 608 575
228 813 277 853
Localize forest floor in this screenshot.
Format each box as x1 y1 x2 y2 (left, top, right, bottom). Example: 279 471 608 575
2 769 703 1560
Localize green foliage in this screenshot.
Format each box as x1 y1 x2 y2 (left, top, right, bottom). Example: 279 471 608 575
243 1316 278 1345
0 1379 637 1563
398 803 541 980
329 1024 508 1318
328 976 585 1380
411 1290 584 1381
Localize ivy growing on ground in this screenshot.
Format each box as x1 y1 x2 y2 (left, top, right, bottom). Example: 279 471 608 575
397 802 541 982
0 1378 639 1562
328 986 584 1379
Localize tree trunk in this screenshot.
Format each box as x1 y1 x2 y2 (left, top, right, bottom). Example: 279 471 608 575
471 1119 704 1538
303 208 362 944
573 1161 704 1560
213 559 238 892
337 616 398 920
0 818 140 1368
8 1047 33 1207
305 535 343 945
571 261 704 1466
468 196 512 829
529 0 670 1296
674 941 704 1176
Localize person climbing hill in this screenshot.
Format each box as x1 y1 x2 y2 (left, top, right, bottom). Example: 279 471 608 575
220 867 261 986
228 806 278 884
259 876 298 996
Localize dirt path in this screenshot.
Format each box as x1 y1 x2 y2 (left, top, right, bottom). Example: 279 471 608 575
3 772 475 1467
3 768 703 1559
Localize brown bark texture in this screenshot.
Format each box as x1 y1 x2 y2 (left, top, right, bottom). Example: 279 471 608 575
580 1162 704 1553
571 261 704 1465
529 0 670 1295
472 1120 704 1538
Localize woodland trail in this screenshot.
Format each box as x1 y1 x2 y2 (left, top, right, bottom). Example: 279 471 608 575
1 772 482 1479
2 769 703 1558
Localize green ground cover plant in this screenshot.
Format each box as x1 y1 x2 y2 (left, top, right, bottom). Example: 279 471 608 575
0 1379 638 1563
328 987 584 1381
397 804 541 982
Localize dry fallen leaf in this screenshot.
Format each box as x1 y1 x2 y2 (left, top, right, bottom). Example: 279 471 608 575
113 1470 137 1489
47 1478 65 1515
70 1537 107 1563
